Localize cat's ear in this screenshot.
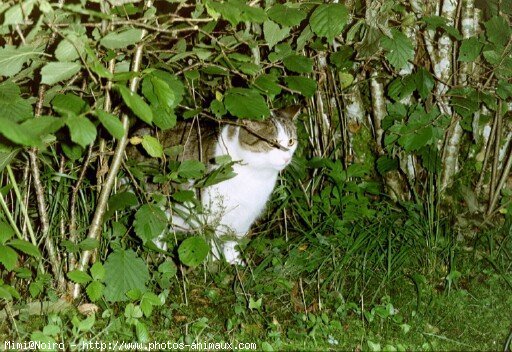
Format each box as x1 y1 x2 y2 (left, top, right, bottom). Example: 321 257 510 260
276 105 301 121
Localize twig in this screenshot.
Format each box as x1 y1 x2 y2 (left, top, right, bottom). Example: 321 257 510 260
72 0 154 299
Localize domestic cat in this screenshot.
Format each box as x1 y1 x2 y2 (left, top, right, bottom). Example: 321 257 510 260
128 105 300 264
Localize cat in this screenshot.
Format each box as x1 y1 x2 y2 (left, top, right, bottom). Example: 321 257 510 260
128 105 300 264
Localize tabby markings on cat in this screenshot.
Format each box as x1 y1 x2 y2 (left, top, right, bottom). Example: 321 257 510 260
130 106 300 265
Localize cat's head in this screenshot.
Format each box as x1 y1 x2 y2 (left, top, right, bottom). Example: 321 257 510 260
235 106 300 171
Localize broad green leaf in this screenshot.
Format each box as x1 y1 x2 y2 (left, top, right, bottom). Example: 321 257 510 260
0 245 18 271
67 270 92 284
376 156 398 175
283 54 313 73
0 45 42 77
309 4 349 43
55 35 85 62
178 160 206 179
414 68 435 99
381 29 414 70
118 85 153 124
90 262 106 281
134 204 168 244
398 125 434 152
267 4 306 27
86 280 104 302
52 93 88 116
224 88 270 119
41 62 81 85
0 81 32 122
485 16 511 47
100 28 144 49
151 76 175 108
96 110 125 139
141 135 163 158
78 238 100 250
178 237 209 267
105 191 139 219
253 74 282 96
76 314 95 332
103 249 150 302
0 221 15 244
284 76 317 97
140 292 162 317
458 37 483 62
152 106 177 130
423 16 462 40
21 116 65 136
3 0 35 25
263 20 290 50
330 46 355 70
0 117 41 147
136 321 150 343
66 116 97 148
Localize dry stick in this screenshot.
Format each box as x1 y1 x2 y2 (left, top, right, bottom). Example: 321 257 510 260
488 108 502 205
487 102 507 216
25 0 67 292
72 9 152 299
475 113 498 196
68 144 94 273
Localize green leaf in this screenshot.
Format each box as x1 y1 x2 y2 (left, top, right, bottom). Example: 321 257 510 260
100 28 144 49
105 191 139 219
178 160 206 179
66 116 97 148
118 85 153 124
376 156 398 175
248 296 262 310
178 237 209 267
4 0 35 25
0 117 41 147
381 29 414 70
310 4 349 43
152 106 177 130
253 74 282 96
398 125 434 152
284 76 317 97
150 76 175 108
21 116 65 136
141 292 162 317
0 81 32 122
78 238 100 250
423 16 462 40
224 88 270 119
134 204 168 244
283 54 313 73
96 110 125 139
263 20 290 50
141 135 163 158
267 4 306 27
90 262 106 281
458 37 483 62
0 221 15 244
52 93 88 116
67 270 92 284
414 68 435 99
0 45 42 77
103 249 150 302
55 35 85 62
0 245 18 271
485 16 511 47
86 280 104 302
41 62 81 85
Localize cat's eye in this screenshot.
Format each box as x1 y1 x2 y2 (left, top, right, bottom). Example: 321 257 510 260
288 139 295 147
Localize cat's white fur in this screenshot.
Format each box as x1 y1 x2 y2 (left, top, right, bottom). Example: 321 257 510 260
202 123 297 264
